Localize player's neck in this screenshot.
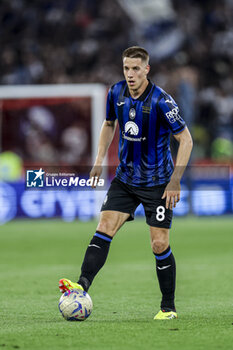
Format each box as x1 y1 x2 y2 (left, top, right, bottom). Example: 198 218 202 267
128 79 149 99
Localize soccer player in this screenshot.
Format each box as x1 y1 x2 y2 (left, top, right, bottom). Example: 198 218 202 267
59 46 193 320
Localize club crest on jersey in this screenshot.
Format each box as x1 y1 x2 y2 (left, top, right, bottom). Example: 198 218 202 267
125 121 139 136
129 108 136 120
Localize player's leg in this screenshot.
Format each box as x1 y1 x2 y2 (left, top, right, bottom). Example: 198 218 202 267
139 183 177 319
150 226 177 319
76 210 129 291
59 178 138 293
59 210 129 293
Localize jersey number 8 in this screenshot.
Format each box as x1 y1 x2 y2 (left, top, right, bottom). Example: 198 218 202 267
156 206 165 221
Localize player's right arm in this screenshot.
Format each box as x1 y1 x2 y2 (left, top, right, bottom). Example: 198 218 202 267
89 119 117 183
90 85 117 185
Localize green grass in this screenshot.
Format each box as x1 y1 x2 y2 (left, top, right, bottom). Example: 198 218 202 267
0 217 233 350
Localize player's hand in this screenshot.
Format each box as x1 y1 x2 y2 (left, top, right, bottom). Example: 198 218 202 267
89 165 103 188
161 179 180 210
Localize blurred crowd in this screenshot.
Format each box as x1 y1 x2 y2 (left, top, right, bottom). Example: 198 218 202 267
0 0 233 162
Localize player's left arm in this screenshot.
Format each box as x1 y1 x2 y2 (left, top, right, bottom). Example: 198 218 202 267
162 127 193 209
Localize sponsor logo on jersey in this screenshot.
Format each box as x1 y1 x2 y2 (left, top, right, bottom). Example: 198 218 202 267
125 121 139 135
122 121 146 141
165 107 183 124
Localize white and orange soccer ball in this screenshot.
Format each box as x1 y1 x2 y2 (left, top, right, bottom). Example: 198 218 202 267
58 289 93 321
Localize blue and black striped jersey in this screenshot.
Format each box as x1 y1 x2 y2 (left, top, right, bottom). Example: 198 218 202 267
106 80 186 187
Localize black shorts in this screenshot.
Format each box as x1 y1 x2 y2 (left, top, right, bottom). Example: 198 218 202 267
101 177 173 228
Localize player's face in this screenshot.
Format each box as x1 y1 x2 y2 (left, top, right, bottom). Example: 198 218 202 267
123 57 150 92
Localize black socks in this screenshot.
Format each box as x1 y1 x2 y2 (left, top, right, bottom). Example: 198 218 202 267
154 246 176 311
78 231 176 312
78 231 112 291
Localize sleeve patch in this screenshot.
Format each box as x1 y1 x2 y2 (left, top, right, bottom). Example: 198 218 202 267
165 107 183 124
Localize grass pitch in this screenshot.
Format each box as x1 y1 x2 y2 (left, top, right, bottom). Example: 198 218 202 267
0 217 232 350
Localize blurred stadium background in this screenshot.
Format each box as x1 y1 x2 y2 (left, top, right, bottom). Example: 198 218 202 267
1 3 233 349
0 0 233 223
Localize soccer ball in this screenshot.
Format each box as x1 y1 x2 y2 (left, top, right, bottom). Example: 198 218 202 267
58 289 93 321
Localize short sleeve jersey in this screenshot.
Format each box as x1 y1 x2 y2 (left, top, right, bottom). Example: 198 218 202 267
106 80 186 187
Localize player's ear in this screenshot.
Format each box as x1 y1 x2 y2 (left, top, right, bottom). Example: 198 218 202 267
145 64 150 75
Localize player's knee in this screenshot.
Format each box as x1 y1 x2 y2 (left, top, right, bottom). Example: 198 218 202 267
96 219 116 237
150 227 169 254
151 238 168 254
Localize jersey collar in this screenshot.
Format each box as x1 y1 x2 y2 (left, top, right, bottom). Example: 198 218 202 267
123 79 153 101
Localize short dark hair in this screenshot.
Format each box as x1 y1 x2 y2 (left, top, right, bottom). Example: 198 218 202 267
122 46 149 64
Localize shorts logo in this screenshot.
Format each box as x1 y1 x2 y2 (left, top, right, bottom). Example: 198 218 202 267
165 107 182 124
26 168 45 187
103 195 108 205
129 108 136 120
125 121 139 136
